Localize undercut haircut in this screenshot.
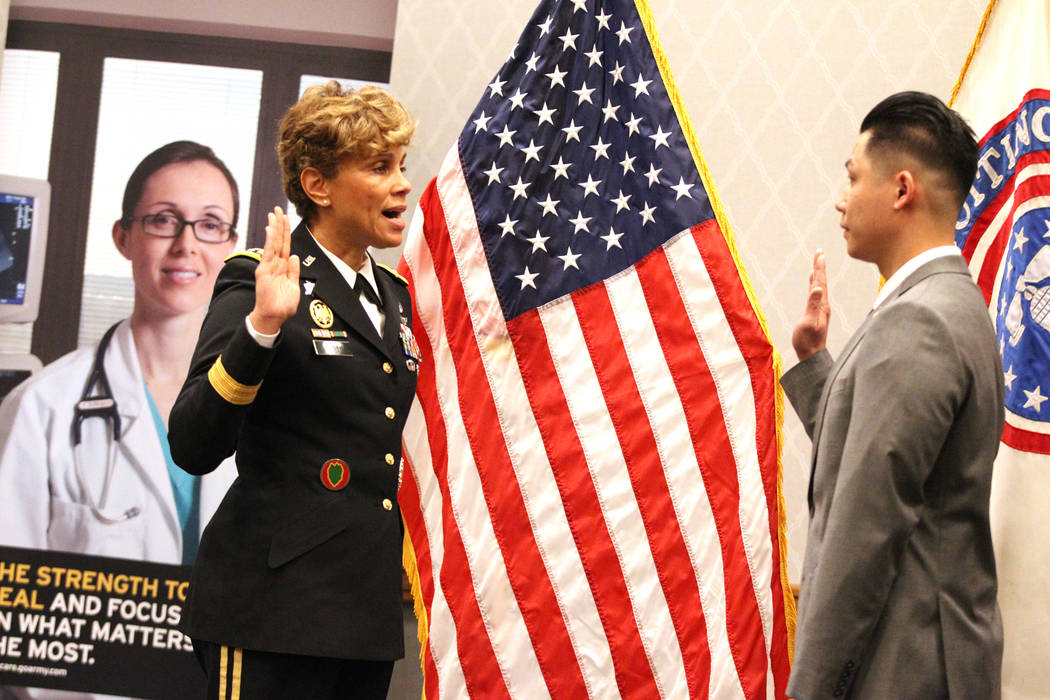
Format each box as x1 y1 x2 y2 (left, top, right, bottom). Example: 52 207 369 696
860 91 977 210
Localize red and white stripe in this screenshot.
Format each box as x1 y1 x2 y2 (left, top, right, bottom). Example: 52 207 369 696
398 145 790 699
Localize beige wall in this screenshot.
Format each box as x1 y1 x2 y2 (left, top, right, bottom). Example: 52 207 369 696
389 0 986 581
8 0 397 50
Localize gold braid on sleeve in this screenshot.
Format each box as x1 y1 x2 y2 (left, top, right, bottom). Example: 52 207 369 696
207 355 262 405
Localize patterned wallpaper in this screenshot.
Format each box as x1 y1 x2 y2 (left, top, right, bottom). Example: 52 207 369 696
388 0 987 580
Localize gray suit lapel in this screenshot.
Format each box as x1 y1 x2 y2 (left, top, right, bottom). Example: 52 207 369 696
805 254 971 510
807 309 876 509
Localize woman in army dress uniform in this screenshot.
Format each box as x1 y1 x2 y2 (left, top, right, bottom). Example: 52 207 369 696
168 83 417 699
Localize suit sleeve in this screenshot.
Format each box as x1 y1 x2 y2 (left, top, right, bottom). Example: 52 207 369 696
789 299 969 697
169 257 278 475
781 348 833 438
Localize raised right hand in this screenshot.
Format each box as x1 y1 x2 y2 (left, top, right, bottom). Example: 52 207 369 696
249 207 300 335
791 249 830 362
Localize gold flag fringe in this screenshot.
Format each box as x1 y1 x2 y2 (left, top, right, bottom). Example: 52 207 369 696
402 521 430 700
950 0 999 107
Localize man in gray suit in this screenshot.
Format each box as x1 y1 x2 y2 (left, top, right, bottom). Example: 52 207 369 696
784 91 1005 699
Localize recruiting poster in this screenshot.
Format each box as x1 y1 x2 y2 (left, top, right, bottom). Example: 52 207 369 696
0 131 243 696
0 547 202 698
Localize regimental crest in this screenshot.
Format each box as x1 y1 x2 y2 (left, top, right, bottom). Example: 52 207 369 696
957 88 1050 452
309 299 334 328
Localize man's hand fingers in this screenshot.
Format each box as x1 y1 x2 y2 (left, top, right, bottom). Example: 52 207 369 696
811 249 827 289
792 250 831 361
806 285 825 313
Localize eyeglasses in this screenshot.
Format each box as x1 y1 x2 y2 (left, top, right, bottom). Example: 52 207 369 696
126 213 236 243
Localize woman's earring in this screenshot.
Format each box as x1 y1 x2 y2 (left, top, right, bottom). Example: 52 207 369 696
322 199 330 206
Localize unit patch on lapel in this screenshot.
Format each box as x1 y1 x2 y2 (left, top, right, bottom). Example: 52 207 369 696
320 459 350 490
309 299 334 328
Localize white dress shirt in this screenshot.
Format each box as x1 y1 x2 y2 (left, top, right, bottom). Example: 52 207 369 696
872 245 963 310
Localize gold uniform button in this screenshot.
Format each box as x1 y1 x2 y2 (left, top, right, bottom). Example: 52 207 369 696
382 498 393 511
385 453 395 465
382 362 393 374
385 407 395 419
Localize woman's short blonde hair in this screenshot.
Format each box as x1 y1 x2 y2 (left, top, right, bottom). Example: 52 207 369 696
277 81 415 222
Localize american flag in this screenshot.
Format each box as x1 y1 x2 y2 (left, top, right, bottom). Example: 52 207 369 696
397 0 793 697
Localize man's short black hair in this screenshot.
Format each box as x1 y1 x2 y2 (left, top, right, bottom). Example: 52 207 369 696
860 91 977 210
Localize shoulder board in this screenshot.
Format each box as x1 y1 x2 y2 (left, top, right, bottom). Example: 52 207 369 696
376 263 408 286
225 248 262 263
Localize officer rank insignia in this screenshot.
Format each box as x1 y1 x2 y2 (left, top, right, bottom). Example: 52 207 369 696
309 299 334 328
320 458 350 490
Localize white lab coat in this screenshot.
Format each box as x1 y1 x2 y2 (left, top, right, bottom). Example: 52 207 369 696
0 320 236 700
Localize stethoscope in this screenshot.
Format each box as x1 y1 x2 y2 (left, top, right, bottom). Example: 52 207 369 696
71 321 141 523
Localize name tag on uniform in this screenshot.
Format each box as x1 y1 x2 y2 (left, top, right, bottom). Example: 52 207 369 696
313 339 355 356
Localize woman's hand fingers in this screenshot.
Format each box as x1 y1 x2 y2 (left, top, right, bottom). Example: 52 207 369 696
251 206 300 334
275 206 291 261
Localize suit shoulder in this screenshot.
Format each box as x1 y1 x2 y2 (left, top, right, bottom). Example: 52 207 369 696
897 272 987 326
867 295 976 374
376 263 408 286
872 295 947 334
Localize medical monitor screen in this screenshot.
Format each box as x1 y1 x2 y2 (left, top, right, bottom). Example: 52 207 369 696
0 175 50 324
0 193 35 306
0 353 41 402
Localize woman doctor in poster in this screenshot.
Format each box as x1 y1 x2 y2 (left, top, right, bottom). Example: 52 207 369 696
0 141 238 568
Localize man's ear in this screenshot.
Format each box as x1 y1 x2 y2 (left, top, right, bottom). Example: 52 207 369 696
300 167 330 207
892 170 916 210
